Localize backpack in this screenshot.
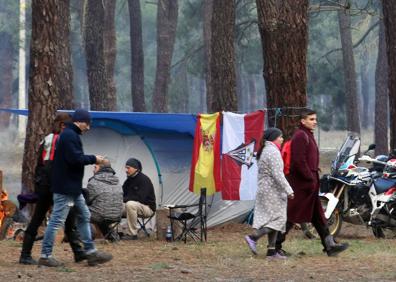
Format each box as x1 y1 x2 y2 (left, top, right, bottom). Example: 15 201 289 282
34 133 59 192
281 131 310 176
281 140 292 175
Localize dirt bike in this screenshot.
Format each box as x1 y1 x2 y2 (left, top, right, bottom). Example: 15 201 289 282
301 135 381 239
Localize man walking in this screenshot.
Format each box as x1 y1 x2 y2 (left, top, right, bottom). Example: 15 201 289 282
276 109 349 257
39 109 112 267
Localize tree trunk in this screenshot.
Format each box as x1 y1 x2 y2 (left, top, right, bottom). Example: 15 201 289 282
0 32 14 128
203 0 213 112
256 0 309 139
103 0 117 110
210 0 237 112
360 63 370 129
152 0 178 113
375 13 389 155
22 0 60 193
56 0 74 110
236 63 244 111
128 0 146 112
83 0 114 110
338 7 361 135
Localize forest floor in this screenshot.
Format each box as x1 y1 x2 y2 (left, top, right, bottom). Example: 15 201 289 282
1 222 396 282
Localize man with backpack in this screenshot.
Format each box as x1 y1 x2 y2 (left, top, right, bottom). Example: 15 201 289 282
276 108 349 257
19 113 85 265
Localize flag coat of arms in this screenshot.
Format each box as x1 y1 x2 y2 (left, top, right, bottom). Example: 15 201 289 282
221 111 265 200
189 112 222 195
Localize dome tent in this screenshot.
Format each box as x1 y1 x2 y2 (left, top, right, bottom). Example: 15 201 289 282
1 109 254 227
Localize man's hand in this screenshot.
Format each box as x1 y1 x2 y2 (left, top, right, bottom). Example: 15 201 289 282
95 155 105 164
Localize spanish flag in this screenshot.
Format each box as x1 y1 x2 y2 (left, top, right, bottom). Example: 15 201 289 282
189 113 222 195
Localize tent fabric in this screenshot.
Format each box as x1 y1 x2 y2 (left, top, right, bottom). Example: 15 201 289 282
1 109 254 227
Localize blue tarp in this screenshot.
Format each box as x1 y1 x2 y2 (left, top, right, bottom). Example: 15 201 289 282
0 109 197 136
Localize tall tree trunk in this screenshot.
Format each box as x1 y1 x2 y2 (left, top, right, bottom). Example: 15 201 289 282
83 0 114 110
203 0 213 112
375 13 389 154
360 63 370 129
22 0 60 193
152 0 178 112
0 32 14 128
210 0 237 112
103 0 117 110
56 0 74 109
70 0 86 108
256 0 309 138
236 63 244 111
338 6 361 134
128 0 146 112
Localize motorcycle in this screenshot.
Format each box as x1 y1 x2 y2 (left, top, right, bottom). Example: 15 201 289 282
301 135 381 239
358 155 396 238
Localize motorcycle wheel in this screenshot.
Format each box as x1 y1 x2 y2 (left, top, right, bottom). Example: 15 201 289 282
301 196 343 239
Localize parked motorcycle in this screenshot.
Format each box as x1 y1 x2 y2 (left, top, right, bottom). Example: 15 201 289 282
301 135 380 239
358 155 396 238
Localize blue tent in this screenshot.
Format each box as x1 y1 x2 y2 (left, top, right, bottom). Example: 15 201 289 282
2 109 254 227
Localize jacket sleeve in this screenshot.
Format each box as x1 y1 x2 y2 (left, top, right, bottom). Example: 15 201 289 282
143 176 156 211
63 134 96 166
268 149 294 196
291 131 314 181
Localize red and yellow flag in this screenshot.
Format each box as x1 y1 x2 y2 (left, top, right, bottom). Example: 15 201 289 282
189 113 222 195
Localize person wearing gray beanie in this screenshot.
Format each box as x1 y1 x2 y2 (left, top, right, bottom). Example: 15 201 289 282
244 127 294 259
122 158 156 240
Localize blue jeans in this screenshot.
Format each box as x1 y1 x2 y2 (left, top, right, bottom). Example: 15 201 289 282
41 193 96 257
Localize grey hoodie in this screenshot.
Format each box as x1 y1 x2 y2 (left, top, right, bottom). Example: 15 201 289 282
84 167 123 223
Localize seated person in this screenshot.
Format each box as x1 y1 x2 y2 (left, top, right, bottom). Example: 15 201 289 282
84 159 123 241
122 158 156 240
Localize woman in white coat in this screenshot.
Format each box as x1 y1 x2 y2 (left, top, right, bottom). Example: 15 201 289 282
244 128 294 259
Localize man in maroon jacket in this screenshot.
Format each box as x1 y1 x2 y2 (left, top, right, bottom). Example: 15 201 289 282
276 109 349 257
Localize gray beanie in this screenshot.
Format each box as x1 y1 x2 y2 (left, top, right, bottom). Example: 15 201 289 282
72 109 91 124
264 127 282 142
125 158 142 171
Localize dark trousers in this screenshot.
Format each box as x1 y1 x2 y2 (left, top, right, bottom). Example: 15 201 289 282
21 190 83 257
276 211 330 250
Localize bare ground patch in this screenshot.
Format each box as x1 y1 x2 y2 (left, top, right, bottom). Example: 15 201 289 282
1 223 396 281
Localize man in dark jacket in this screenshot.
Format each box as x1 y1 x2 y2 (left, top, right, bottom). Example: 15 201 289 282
84 159 123 241
276 109 349 257
122 158 156 240
39 109 112 267
19 113 85 265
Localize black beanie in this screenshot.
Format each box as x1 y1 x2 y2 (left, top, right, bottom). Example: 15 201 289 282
125 158 142 171
264 127 282 142
72 109 91 124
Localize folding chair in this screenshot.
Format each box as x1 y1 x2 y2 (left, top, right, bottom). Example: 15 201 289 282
168 188 207 243
137 213 155 237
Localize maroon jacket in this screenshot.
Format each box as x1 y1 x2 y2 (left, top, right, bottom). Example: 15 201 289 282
286 125 327 224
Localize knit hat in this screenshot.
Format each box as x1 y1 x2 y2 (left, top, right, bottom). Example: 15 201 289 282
264 127 282 142
125 158 142 171
72 109 91 125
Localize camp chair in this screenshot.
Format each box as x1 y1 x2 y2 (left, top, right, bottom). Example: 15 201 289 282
137 213 155 237
168 188 207 243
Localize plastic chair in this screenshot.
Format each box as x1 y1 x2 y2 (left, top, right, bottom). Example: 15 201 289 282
168 188 207 243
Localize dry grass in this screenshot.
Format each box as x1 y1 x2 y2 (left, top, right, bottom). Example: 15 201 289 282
1 223 396 281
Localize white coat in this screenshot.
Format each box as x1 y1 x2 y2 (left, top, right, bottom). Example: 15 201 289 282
252 141 294 232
